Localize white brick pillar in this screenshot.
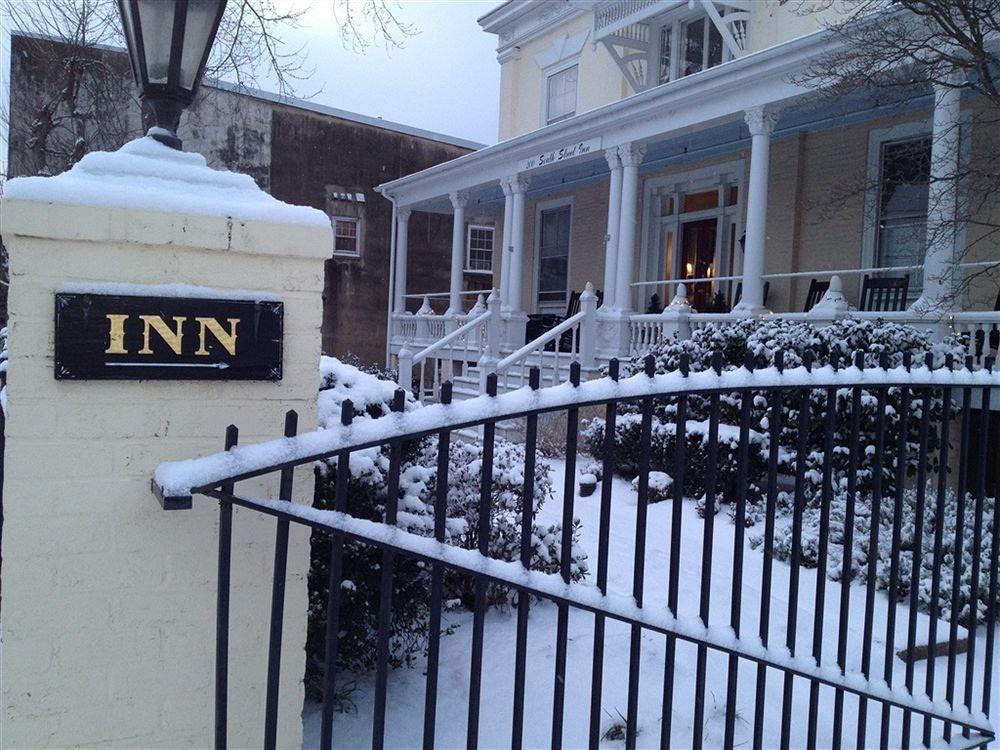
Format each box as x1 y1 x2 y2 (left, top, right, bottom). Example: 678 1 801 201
601 147 624 310
498 178 515 312
0 137 329 747
734 106 779 315
914 73 964 313
394 206 412 313
614 142 646 314
447 191 469 315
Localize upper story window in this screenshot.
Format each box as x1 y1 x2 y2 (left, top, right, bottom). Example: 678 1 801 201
333 217 361 257
327 187 366 258
545 63 578 125
655 11 728 86
466 225 495 273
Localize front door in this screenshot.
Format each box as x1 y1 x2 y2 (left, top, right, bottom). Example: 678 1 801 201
680 217 718 311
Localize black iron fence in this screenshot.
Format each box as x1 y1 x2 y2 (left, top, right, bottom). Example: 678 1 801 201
153 352 999 750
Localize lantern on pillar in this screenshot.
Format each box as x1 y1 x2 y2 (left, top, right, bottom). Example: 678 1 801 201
117 0 228 149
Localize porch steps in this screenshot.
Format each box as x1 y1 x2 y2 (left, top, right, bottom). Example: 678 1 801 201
442 357 605 443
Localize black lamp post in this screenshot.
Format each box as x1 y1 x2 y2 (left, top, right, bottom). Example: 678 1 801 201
117 0 228 150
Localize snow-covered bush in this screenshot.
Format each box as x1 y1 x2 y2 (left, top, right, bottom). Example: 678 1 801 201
585 318 963 508
761 486 997 626
440 438 587 607
307 358 434 700
306 357 587 700
584 407 769 509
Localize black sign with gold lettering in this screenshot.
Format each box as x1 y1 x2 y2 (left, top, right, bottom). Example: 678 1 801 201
54 293 283 380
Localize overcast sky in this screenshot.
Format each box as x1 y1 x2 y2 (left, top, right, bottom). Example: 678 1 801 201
0 1 503 173
253 0 501 146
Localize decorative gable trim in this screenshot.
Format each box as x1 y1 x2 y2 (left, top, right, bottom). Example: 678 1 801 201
534 28 591 70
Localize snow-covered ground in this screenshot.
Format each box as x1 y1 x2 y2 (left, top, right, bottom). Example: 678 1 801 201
303 457 994 749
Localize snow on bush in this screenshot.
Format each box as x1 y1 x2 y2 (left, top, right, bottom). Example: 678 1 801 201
306 357 587 701
585 318 963 508
631 470 673 503
760 486 997 626
584 403 769 509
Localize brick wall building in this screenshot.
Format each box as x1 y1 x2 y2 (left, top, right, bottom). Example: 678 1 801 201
5 32 482 365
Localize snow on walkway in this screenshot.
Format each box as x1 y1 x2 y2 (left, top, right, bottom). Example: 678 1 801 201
303 458 995 749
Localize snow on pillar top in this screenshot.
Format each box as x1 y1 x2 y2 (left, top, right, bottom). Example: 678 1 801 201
2 136 332 258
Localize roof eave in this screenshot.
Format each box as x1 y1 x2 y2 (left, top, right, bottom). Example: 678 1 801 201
375 25 843 206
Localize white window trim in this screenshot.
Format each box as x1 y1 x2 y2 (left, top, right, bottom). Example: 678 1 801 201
541 57 580 128
332 216 362 258
639 159 744 306
465 224 496 275
860 116 971 291
532 196 574 313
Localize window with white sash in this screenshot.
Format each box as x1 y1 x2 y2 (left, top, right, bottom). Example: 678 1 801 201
545 64 578 125
466 225 495 273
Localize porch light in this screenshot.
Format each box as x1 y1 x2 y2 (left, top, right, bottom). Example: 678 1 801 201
116 0 228 150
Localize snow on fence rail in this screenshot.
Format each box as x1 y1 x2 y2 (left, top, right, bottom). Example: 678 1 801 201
153 359 999 503
226 493 993 734
166 351 999 750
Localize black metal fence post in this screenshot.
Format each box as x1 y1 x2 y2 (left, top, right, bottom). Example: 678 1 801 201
321 400 354 749
215 424 238 750
264 410 298 750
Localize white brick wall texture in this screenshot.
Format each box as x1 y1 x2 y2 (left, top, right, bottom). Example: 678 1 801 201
1 195 330 748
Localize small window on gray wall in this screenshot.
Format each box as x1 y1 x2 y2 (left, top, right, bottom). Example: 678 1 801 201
333 217 360 256
466 225 495 273
327 185 365 258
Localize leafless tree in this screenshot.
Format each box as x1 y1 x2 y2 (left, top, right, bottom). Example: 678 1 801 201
796 0 1000 303
1 0 417 176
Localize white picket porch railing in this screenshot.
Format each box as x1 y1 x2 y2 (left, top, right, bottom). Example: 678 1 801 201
389 277 999 402
626 280 1000 368
493 284 599 392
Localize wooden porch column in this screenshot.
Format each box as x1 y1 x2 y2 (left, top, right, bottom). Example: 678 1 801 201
448 191 469 315
508 174 531 313
602 147 624 310
734 106 779 314
614 142 645 313
915 72 963 312
498 178 515 311
393 206 412 313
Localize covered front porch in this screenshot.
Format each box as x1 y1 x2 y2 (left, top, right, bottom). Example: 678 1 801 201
376 28 999 400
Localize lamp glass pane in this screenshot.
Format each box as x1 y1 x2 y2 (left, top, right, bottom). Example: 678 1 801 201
180 0 224 89
136 0 176 83
119 2 141 82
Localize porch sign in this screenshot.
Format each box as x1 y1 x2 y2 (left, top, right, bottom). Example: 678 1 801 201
522 137 602 172
54 292 283 380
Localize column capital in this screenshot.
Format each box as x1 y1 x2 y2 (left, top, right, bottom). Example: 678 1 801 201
509 173 531 194
744 106 780 137
617 142 646 168
449 191 469 210
604 147 622 170
500 177 514 197
397 206 412 222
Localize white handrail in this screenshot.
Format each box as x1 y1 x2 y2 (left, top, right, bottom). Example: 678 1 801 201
496 310 585 372
412 310 491 365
